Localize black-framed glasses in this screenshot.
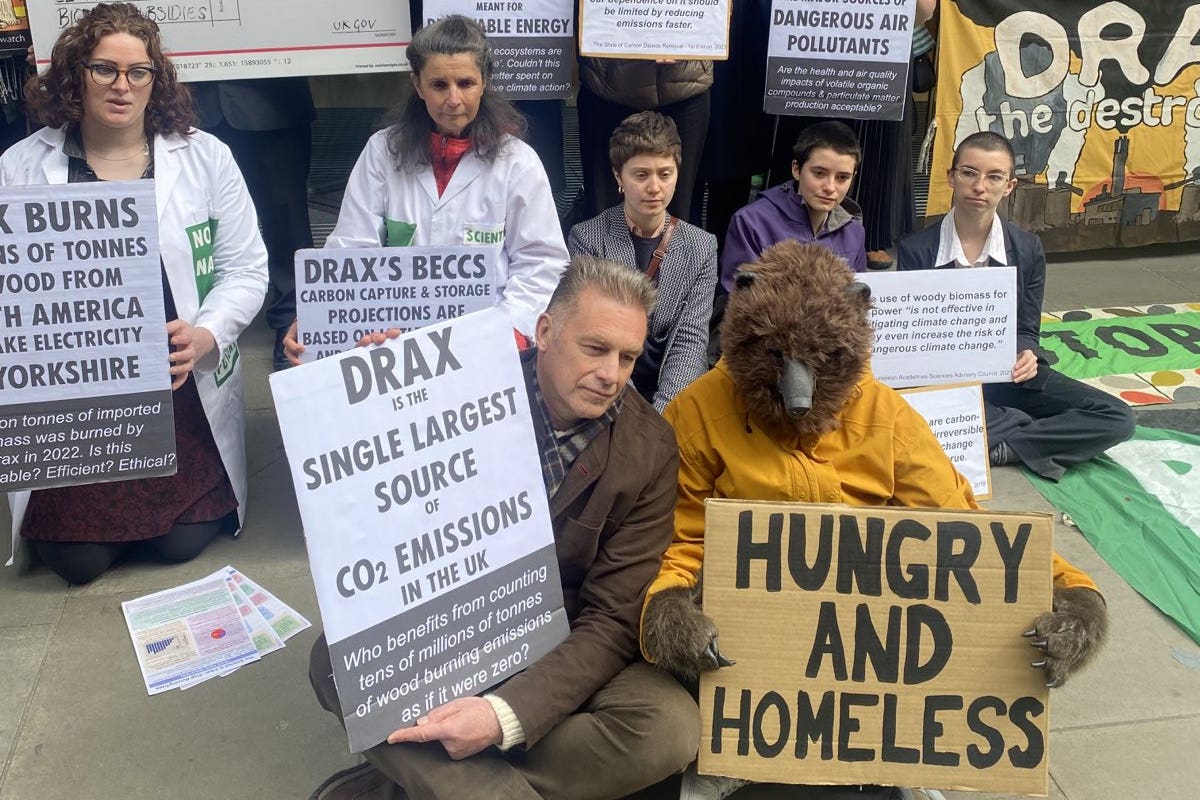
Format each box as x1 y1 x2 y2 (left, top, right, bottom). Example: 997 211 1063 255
82 62 158 88
952 166 1012 187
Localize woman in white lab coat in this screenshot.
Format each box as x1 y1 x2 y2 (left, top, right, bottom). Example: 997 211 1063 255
284 14 567 360
2 3 267 583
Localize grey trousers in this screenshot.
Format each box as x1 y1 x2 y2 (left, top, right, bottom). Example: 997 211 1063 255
310 635 700 800
984 367 1135 481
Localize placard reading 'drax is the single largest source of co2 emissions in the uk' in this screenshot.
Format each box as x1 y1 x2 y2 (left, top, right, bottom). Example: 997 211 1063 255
270 308 569 752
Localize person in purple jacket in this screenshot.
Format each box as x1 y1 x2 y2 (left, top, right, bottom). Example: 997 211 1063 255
719 121 867 291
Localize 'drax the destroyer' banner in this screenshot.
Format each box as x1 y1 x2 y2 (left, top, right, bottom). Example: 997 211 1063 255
929 1 1200 251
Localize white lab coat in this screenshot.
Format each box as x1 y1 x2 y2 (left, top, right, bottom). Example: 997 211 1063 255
327 130 567 335
2 127 268 560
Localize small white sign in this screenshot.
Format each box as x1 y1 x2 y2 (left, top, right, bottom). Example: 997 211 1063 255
578 0 730 59
30 0 411 80
899 383 992 500
860 268 1018 388
294 246 497 363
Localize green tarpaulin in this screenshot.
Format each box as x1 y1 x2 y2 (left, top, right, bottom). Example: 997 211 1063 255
1040 311 1200 379
1026 426 1200 645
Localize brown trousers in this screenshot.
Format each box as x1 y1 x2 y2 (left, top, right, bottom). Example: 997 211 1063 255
310 635 700 800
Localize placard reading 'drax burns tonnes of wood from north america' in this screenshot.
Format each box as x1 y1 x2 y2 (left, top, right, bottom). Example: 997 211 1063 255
698 500 1052 796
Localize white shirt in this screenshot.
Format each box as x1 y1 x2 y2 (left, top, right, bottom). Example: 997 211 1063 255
935 207 1008 268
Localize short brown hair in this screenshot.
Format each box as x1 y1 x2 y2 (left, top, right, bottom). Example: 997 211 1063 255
547 255 658 319
25 2 195 136
608 111 682 172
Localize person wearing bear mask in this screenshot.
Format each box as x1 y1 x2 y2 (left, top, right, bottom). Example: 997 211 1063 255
640 241 1107 800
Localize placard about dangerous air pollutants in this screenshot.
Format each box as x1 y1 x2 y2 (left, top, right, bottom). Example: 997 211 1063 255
0 181 175 494
270 307 568 752
698 499 1052 795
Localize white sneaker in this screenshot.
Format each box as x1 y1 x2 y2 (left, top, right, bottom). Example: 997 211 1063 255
679 763 751 800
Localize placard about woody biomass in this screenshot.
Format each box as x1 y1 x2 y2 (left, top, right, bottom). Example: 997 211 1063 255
698 500 1052 795
765 0 915 119
860 267 1017 388
270 307 569 752
294 246 497 362
0 180 175 494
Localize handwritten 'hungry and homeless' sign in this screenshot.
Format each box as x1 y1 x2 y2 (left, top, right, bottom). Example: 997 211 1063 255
699 500 1052 795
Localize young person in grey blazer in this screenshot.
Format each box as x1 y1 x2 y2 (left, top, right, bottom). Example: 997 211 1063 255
568 112 718 411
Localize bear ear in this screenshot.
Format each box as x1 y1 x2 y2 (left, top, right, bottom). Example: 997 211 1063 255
734 270 758 291
846 281 871 302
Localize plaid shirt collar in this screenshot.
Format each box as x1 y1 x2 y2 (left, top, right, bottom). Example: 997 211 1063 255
521 348 623 501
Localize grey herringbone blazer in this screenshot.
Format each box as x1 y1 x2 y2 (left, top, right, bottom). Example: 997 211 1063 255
568 205 718 410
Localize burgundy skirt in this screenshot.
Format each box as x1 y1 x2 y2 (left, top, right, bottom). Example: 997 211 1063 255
21 371 237 544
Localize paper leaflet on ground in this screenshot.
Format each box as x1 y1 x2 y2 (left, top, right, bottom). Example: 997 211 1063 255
225 566 311 642
123 566 310 693
122 573 260 695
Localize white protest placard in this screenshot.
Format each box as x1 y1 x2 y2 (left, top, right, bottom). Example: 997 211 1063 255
426 0 573 99
29 1 411 80
899 383 991 501
294 246 498 363
859 268 1018 388
270 307 570 752
578 0 730 59
765 0 915 119
0 181 175 495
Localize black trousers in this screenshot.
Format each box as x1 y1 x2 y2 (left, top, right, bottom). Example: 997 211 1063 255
984 368 1135 481
33 517 227 586
209 121 314 332
577 86 710 224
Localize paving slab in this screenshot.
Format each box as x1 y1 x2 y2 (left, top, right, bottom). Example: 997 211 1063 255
1049 716 1200 800
0 577 352 800
0 625 54 780
1043 262 1190 312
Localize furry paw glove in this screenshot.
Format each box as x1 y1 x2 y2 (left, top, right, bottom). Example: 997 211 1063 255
1026 586 1108 687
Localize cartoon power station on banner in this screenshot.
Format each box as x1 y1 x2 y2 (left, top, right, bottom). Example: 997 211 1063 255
934 1 1200 250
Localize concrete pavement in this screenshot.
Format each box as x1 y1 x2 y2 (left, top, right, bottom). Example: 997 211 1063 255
2 243 1198 800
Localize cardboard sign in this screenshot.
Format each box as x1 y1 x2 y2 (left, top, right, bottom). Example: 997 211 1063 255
0 180 175 495
270 308 569 752
425 0 573 99
860 268 1018 388
294 246 497 363
764 0 915 119
899 383 992 501
29 0 411 80
698 500 1052 795
927 1 1200 252
578 0 730 59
